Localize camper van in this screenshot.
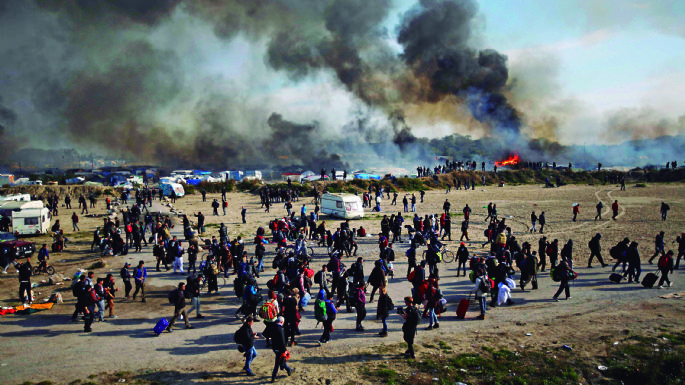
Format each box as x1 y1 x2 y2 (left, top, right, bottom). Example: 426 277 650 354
159 182 185 197
320 193 364 219
0 194 31 202
0 201 51 236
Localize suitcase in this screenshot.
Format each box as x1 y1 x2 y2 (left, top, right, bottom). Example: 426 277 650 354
456 296 470 319
121 245 129 256
641 272 660 289
609 273 623 283
531 276 538 290
153 318 169 336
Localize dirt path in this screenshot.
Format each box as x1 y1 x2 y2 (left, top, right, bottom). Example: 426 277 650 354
0 184 683 384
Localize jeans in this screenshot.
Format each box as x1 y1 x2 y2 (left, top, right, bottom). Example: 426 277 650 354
257 256 264 272
187 296 200 316
244 346 257 373
478 295 486 315
97 299 105 321
554 279 570 299
272 351 291 380
381 317 388 333
428 307 438 326
73 223 80 231
174 257 184 274
411 204 416 212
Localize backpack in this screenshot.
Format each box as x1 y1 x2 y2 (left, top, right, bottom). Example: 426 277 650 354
259 300 278 322
354 287 365 305
314 299 327 323
658 255 669 269
479 275 491 293
405 305 421 326
234 325 248 346
267 273 280 290
314 271 322 285
550 267 561 282
546 245 554 256
72 281 83 298
385 295 395 311
168 289 177 304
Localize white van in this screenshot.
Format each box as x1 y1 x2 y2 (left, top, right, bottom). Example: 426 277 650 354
0 201 51 235
320 193 364 219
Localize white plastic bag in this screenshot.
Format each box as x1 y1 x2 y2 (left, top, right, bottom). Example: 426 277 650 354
497 282 511 306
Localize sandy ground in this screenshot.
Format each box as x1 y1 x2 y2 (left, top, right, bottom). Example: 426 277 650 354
0 183 684 384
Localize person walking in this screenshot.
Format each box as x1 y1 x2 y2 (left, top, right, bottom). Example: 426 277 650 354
400 296 420 358
587 233 607 268
83 283 97 333
173 241 185 275
552 260 573 301
236 316 259 376
71 212 80 232
572 204 580 222
473 268 489 320
211 199 219 215
241 206 247 223
271 316 295 381
611 200 619 220
377 286 392 337
595 201 604 220
318 291 338 345
104 274 118 318
538 211 546 234
623 241 642 284
529 211 537 233
120 262 132 300
660 202 670 221
657 250 675 288
132 260 147 302
166 282 192 332
675 235 685 270
354 281 367 331
185 274 204 319
648 231 666 264
94 278 106 322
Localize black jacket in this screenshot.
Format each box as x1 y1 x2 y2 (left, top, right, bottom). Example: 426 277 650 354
18 262 32 282
271 324 287 352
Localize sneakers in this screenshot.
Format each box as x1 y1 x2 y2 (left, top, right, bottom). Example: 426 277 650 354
552 297 559 302
109 315 118 319
186 325 193 329
433 323 440 329
566 297 572 300
287 368 295 376
196 315 205 319
378 331 388 337
425 325 433 330
476 314 485 320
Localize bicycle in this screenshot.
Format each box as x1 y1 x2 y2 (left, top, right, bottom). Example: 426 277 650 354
33 262 55 276
422 245 455 264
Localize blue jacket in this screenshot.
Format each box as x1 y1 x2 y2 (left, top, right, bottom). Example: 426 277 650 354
134 266 147 282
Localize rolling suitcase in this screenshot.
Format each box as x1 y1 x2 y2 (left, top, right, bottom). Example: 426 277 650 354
531 276 538 290
456 295 470 319
641 271 660 289
609 273 623 283
153 318 169 336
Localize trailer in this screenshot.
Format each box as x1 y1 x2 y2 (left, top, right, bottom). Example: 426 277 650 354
320 193 364 219
0 201 51 236
159 182 185 197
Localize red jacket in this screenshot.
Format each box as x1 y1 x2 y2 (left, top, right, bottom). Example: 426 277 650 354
612 202 619 212
573 206 579 214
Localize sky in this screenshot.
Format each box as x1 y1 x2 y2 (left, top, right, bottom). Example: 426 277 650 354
478 0 685 142
388 0 685 143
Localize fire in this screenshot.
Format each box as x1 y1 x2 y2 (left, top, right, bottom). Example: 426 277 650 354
495 153 520 167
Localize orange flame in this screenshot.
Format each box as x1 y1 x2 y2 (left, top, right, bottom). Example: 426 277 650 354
495 153 520 167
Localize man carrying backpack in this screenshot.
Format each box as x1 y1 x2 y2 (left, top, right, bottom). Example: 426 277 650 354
166 282 192 332
235 316 259 376
83 284 98 333
660 202 670 221
368 260 385 303
472 268 489 320
657 250 675 288
318 290 338 345
587 233 607 268
400 296 420 359
552 260 573 301
648 232 666 264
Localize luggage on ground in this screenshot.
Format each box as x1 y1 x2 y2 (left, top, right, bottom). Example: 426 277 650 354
456 296 470 319
641 272 660 289
609 273 623 284
154 318 169 335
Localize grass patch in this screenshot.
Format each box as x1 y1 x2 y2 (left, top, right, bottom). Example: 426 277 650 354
635 183 647 187
362 331 685 385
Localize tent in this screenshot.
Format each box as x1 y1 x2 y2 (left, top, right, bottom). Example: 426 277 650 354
354 173 381 180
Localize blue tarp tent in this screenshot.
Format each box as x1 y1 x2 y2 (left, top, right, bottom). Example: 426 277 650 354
354 173 381 180
185 178 202 186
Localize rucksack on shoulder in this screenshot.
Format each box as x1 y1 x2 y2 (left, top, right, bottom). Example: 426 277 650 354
314 299 327 323
168 289 177 304
479 276 491 293
386 295 395 311
658 255 669 269
259 300 278 322
234 326 248 346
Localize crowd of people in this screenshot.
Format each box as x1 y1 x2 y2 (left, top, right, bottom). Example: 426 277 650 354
3 179 681 382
